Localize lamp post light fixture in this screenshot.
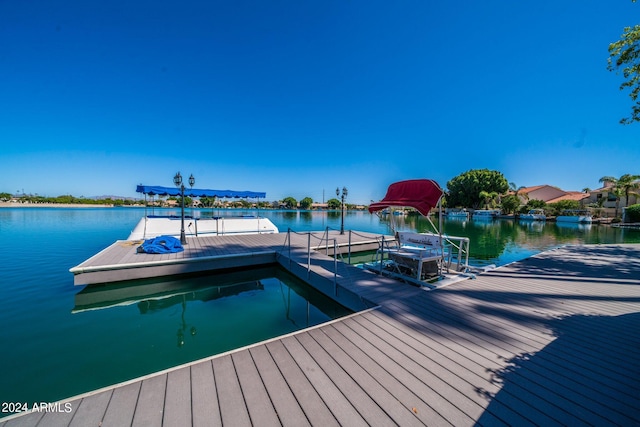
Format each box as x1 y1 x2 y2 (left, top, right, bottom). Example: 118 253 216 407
173 172 195 245
336 186 348 235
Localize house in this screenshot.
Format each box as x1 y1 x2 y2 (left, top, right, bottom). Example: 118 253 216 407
585 181 640 209
515 185 590 204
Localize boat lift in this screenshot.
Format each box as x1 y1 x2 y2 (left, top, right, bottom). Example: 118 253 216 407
366 179 470 287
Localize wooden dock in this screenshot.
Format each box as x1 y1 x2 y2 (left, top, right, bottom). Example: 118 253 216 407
68 230 384 286
3 240 640 426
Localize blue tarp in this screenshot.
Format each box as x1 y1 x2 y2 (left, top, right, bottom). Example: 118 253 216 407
136 185 266 199
137 235 184 254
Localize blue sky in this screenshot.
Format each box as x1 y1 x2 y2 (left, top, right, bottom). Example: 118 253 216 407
2 1 639 204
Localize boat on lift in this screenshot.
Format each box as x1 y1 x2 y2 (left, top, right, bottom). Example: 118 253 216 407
129 185 279 240
472 209 500 220
556 209 592 224
520 209 546 221
446 209 469 219
366 179 471 289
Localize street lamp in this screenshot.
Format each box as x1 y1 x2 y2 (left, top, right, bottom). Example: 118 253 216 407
336 186 348 234
173 172 195 245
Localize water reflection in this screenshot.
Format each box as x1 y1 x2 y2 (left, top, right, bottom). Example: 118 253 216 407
299 211 312 223
381 214 640 266
74 274 265 314
73 266 353 352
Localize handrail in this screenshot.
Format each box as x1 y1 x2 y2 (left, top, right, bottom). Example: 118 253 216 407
277 227 366 295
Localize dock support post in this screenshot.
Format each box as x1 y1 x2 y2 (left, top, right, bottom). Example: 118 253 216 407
287 228 291 270
325 226 329 255
348 230 352 264
334 239 338 296
307 233 311 278
380 235 384 274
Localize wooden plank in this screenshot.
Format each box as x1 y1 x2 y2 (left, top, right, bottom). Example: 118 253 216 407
32 399 79 427
324 321 471 426
359 312 537 425
265 340 338 426
370 305 576 425
306 327 425 426
68 391 111 426
191 360 222 427
248 345 310 427
379 292 636 424
163 367 192 427
102 381 141 426
332 317 500 425
211 354 251 427
294 331 396 426
2 410 44 427
231 350 281 427
132 374 167 427
435 288 640 395
279 335 368 427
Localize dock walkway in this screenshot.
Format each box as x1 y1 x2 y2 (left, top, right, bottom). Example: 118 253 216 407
4 241 640 426
68 230 384 286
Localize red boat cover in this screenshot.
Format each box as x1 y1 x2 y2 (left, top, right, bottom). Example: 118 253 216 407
368 179 443 216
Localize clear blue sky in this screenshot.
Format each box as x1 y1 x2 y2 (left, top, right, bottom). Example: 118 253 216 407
2 1 639 204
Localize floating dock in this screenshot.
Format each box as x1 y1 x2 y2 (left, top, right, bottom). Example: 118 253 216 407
69 230 384 286
4 237 640 426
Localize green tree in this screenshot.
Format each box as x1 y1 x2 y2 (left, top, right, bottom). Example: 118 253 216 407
238 199 252 208
608 2 640 124
525 199 547 210
626 203 640 222
200 196 216 207
327 198 341 209
299 197 313 210
548 200 580 216
500 194 521 215
282 197 297 209
479 190 499 209
599 173 640 217
446 169 509 209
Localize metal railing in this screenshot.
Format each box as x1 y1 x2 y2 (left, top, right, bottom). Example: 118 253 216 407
279 227 362 296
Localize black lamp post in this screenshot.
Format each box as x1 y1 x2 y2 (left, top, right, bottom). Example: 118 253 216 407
336 186 348 234
173 172 195 245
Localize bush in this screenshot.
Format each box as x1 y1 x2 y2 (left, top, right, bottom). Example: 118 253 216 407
547 200 580 216
626 204 640 222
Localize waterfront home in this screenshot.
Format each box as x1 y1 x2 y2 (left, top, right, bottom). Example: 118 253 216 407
515 185 590 205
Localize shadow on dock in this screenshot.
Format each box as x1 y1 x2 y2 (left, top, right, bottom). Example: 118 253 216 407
476 312 640 425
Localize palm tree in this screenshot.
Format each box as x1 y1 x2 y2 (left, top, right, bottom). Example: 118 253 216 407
600 174 640 204
619 174 640 206
509 182 528 203
581 188 591 208
479 190 499 209
599 174 640 218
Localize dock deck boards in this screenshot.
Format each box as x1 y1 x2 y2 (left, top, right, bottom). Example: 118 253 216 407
4 241 640 426
69 230 384 286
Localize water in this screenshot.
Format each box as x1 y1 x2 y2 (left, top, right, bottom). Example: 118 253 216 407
381 213 640 267
1 207 639 412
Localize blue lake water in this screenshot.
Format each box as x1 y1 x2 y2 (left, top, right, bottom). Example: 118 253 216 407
1 206 639 412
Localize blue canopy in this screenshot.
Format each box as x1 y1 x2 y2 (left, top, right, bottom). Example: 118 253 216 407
136 185 266 198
